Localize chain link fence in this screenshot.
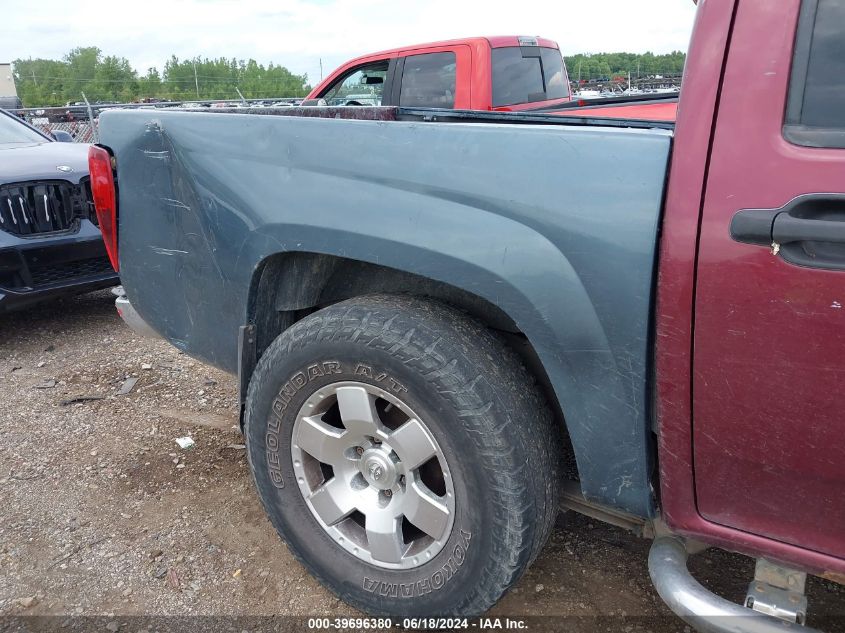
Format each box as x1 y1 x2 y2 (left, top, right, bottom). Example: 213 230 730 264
9 98 302 143
7 106 98 142
33 119 97 143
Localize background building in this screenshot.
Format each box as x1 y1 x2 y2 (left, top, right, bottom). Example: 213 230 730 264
0 63 22 108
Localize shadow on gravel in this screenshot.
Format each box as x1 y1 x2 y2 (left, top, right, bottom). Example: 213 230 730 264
0 289 119 343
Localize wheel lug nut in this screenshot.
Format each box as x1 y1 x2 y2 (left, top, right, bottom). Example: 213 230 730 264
356 447 364 455
384 490 392 497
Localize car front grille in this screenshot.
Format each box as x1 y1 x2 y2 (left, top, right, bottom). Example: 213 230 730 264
27 255 114 286
0 180 93 236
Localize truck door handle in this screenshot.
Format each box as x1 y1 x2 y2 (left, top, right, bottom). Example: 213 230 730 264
773 214 845 245
730 194 845 270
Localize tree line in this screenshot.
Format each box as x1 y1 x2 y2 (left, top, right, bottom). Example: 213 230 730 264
11 47 687 107
564 51 686 81
12 47 311 107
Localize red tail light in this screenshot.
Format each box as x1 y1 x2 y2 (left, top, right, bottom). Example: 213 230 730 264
88 145 119 272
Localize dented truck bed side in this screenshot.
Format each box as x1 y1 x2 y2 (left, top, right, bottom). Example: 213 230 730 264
99 109 672 517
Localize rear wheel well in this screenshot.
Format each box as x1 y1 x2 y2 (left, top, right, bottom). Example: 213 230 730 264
246 251 577 479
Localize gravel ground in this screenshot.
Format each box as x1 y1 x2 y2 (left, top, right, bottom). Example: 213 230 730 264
1 289 843 631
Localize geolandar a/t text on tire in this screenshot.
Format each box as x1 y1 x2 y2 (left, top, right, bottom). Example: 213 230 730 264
244 294 560 615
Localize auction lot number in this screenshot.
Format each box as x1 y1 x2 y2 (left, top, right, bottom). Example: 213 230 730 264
307 618 473 629
307 618 394 629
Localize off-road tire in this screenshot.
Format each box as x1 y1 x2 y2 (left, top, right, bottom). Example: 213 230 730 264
244 294 561 616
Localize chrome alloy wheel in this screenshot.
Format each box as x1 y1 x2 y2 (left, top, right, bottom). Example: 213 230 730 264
291 381 455 570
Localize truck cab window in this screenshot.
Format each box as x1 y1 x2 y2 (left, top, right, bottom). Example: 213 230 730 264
321 61 389 106
785 0 845 147
492 47 568 107
399 52 456 108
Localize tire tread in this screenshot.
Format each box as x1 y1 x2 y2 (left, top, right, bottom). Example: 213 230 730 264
245 294 561 615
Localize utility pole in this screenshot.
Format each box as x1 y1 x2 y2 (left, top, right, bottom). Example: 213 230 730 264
193 61 200 99
81 92 98 142
319 58 323 82
31 69 37 86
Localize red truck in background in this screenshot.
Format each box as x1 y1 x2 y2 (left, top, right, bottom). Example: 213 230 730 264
305 35 678 121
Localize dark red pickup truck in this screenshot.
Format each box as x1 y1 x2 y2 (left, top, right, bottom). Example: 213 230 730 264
92 0 845 629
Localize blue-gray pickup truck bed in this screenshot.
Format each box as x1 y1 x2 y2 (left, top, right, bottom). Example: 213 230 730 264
100 106 671 518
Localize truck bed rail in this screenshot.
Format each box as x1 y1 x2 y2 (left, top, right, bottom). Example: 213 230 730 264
172 105 676 131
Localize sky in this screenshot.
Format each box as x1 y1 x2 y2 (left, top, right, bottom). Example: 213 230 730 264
0 0 697 85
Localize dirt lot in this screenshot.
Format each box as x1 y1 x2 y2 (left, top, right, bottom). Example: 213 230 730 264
1 289 843 631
